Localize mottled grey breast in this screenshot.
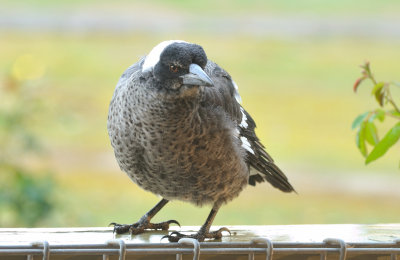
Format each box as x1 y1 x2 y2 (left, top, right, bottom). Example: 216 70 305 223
107 40 294 208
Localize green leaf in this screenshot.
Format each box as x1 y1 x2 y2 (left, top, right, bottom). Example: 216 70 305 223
372 82 385 107
375 109 386 122
389 110 400 118
366 122 400 164
365 121 379 146
368 109 385 123
356 122 368 157
376 92 384 107
352 112 369 130
371 82 384 95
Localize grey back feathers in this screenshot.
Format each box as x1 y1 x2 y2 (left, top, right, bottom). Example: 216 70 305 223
107 40 294 208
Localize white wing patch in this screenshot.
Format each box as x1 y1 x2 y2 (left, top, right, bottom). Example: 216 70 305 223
239 107 248 128
142 40 187 73
240 136 255 154
237 100 253 154
231 80 242 104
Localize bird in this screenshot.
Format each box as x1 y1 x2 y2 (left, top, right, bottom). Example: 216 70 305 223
107 40 295 242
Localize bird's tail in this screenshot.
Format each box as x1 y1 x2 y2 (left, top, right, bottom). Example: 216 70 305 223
247 140 295 193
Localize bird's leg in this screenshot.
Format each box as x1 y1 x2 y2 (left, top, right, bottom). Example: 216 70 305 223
165 204 230 242
110 198 180 235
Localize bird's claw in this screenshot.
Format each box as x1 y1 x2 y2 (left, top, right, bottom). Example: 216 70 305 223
165 219 181 228
109 222 132 234
110 219 181 235
162 227 231 242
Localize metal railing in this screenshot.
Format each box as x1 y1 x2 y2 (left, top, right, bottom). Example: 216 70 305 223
0 237 399 260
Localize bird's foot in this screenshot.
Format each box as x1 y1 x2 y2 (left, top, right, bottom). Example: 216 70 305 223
163 227 231 242
110 219 180 235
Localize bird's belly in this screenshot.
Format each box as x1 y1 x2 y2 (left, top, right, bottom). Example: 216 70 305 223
126 127 249 206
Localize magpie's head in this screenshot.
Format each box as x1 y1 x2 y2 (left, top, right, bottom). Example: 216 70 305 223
142 40 214 94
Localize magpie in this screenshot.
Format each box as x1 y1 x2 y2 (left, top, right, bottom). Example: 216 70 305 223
107 40 295 242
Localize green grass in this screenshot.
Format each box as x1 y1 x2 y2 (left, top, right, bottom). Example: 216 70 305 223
1 30 400 227
39 171 400 227
4 32 398 168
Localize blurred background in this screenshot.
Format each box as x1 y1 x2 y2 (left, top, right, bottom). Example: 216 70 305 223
0 0 399 228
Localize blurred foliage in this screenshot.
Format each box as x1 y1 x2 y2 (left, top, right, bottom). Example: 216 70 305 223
0 65 56 227
0 166 54 227
353 62 400 167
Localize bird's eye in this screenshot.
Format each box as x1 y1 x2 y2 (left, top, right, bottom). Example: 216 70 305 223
169 65 179 73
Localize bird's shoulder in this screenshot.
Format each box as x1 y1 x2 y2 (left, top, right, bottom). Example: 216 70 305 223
115 58 145 91
202 60 242 122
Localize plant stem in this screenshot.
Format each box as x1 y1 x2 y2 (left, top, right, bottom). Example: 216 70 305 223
365 63 399 113
385 86 400 113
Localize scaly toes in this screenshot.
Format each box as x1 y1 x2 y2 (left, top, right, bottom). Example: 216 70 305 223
148 219 181 231
109 222 132 234
163 227 231 242
129 225 145 235
110 219 181 235
162 231 188 242
205 227 231 239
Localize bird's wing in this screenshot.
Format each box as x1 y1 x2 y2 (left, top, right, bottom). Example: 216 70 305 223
203 61 295 193
202 61 242 122
115 58 144 91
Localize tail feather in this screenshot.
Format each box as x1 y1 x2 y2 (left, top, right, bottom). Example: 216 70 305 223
247 143 295 193
239 108 295 193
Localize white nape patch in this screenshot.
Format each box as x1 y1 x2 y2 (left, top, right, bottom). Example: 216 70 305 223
142 40 187 73
239 107 248 128
240 136 255 154
231 80 242 104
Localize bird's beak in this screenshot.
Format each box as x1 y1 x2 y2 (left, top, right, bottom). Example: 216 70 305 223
180 64 214 87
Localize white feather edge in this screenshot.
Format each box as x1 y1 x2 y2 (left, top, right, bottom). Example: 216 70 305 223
233 128 254 155
231 80 242 104
239 107 248 128
232 81 253 154
240 136 255 155
142 40 187 73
